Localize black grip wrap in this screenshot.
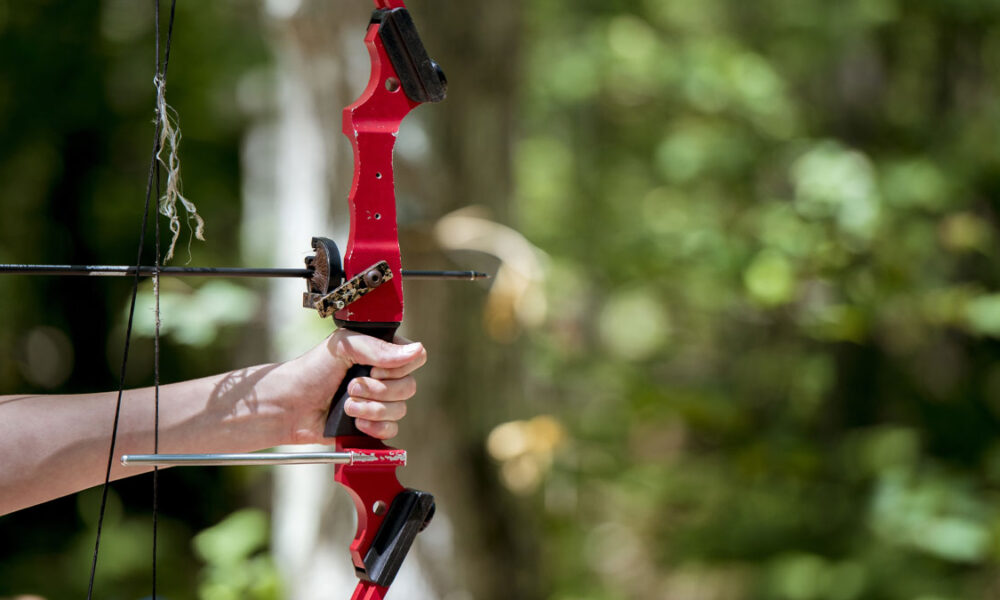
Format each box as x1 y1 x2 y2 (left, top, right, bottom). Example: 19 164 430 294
324 323 400 438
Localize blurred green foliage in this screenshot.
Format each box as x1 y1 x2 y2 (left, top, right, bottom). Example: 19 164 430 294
518 0 1000 598
193 509 282 600
3 0 1000 599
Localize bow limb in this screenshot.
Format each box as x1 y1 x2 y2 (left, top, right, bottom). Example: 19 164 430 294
352 582 390 600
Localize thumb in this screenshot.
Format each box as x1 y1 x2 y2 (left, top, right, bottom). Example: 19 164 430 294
336 330 423 369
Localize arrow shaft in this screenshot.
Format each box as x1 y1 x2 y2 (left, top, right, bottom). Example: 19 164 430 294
0 264 487 280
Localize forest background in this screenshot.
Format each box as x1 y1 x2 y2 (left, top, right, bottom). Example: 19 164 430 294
2 1 1000 599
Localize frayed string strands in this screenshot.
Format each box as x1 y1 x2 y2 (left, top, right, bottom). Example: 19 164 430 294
154 73 204 262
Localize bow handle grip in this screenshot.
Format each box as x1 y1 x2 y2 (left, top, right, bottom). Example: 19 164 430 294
324 324 399 438
325 363 373 438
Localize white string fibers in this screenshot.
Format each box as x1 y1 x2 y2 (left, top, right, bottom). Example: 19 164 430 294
154 74 205 261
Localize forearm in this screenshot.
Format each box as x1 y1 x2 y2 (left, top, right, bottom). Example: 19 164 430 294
0 330 427 516
0 363 290 515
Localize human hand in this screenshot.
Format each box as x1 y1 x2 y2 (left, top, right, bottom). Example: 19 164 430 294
278 329 427 444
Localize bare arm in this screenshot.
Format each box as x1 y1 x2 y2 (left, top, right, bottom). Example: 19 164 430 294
0 329 426 515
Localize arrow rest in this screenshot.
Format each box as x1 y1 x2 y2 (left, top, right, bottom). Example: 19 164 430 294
305 236 346 295
304 236 395 318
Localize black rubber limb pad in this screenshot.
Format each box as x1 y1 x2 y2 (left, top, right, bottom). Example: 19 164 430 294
323 322 400 438
373 8 447 103
361 489 436 587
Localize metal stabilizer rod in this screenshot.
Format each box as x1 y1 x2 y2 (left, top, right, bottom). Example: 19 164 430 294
121 450 406 467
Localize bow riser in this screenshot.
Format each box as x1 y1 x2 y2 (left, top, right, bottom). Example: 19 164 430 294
338 18 417 325
327 2 446 595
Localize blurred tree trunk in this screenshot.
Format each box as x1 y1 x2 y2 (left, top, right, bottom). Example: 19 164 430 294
257 1 530 598
401 2 539 599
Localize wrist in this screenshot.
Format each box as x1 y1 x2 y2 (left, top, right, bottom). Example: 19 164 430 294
162 363 291 453
233 362 299 450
